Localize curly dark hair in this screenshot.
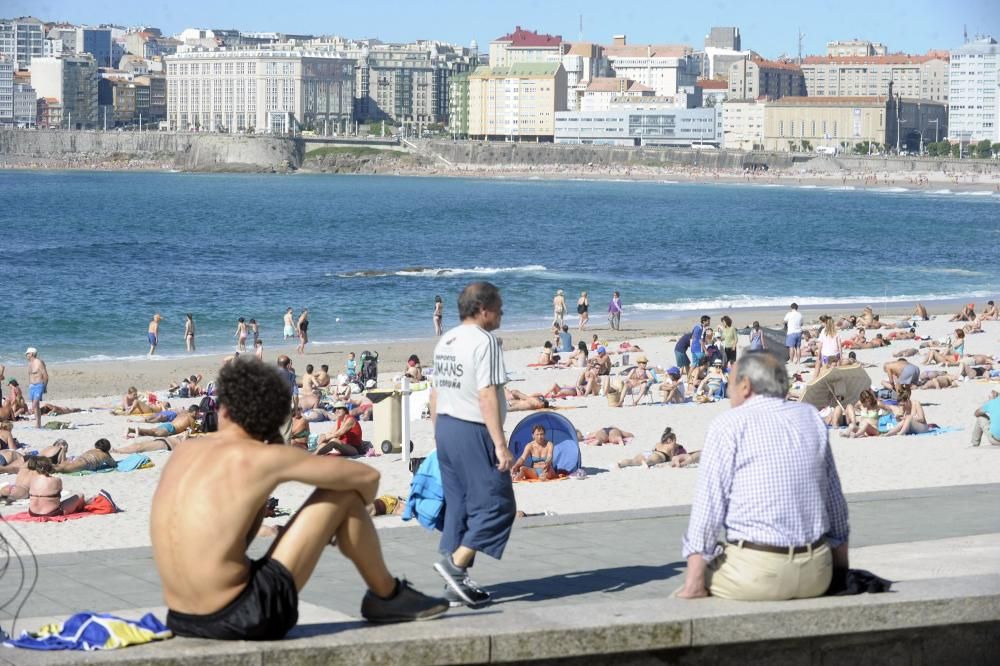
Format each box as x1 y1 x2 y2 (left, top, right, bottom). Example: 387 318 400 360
216 358 291 441
94 438 111 453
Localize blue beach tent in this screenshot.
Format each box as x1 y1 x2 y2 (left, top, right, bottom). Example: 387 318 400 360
508 412 581 474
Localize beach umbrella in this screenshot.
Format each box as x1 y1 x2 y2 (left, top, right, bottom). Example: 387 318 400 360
798 365 872 410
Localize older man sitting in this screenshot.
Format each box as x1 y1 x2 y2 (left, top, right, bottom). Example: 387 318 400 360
678 351 850 601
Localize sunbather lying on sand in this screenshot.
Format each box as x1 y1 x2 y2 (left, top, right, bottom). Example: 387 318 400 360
893 347 919 357
54 438 116 473
617 427 687 468
918 374 959 389
583 426 633 446
670 450 701 467
0 421 19 450
0 448 26 473
886 328 918 341
37 403 82 415
505 388 550 411
113 431 190 454
127 406 197 438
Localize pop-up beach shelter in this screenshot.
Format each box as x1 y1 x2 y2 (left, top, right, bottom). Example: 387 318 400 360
508 411 581 474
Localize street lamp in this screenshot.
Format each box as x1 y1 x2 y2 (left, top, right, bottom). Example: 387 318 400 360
928 118 939 143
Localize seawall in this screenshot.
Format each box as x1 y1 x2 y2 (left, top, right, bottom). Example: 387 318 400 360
0 129 303 172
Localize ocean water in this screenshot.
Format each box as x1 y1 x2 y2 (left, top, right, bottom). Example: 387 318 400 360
2 170 998 364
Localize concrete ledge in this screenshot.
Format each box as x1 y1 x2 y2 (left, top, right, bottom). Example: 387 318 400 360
4 574 999 665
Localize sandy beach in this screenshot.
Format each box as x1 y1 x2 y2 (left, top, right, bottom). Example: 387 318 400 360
2 297 998 556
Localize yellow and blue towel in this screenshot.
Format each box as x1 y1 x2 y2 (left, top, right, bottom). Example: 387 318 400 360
4 612 172 651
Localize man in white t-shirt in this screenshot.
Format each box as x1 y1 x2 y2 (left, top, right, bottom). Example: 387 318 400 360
430 282 515 609
784 303 804 364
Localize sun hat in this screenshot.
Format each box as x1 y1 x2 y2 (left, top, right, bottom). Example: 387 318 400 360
25 347 37 355
365 379 376 389
557 289 564 295
596 345 607 354
636 355 648 364
337 374 348 386
712 358 724 366
332 401 348 411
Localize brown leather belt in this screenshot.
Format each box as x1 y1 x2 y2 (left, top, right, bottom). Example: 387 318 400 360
728 538 826 555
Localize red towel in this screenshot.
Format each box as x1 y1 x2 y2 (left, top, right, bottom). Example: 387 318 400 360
2 495 119 523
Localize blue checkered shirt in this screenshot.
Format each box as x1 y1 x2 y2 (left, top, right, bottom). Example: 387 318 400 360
682 395 850 562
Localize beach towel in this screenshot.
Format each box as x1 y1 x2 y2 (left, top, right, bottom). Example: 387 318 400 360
4 612 171 651
911 426 962 437
116 454 153 472
3 493 119 523
403 451 445 531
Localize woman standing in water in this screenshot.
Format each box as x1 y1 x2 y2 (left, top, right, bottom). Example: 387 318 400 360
235 317 248 352
433 295 444 336
577 291 589 331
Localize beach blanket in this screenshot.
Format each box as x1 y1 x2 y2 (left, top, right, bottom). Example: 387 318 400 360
4 612 171 651
403 451 444 531
911 426 963 437
3 493 119 523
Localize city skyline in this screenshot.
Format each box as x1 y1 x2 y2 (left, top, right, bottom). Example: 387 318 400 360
7 0 998 58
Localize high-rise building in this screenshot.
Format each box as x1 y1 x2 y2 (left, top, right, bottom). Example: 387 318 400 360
13 82 36 127
729 56 805 100
948 36 999 143
0 56 13 124
705 27 741 51
76 27 114 67
165 50 355 134
801 53 950 103
467 62 567 140
0 17 44 68
28 54 99 128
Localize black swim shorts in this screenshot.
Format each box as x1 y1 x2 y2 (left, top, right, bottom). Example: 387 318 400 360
166 558 298 641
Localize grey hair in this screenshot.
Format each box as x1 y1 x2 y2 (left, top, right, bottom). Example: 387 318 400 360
732 351 788 398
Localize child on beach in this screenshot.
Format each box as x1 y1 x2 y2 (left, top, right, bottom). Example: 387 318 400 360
346 352 358 379
255 338 264 361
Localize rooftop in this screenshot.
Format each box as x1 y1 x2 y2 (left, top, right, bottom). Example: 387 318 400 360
803 53 949 65
605 44 691 58
697 78 729 89
586 77 652 93
470 62 562 78
749 55 802 71
770 95 888 106
492 26 563 48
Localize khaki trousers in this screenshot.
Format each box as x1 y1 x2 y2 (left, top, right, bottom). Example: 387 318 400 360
707 541 833 601
971 416 1000 446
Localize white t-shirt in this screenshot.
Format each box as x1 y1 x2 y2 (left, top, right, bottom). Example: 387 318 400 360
819 331 841 356
432 324 508 424
784 310 804 334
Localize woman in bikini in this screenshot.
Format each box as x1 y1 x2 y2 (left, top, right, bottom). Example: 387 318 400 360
28 456 86 518
617 427 687 468
616 356 652 407
235 318 248 352
841 389 885 438
583 426 634 446
113 431 190 455
54 438 117 473
922 329 965 366
511 425 556 481
185 314 196 352
0 447 26 474
2 455 49 503
882 386 929 436
289 407 310 449
559 341 589 368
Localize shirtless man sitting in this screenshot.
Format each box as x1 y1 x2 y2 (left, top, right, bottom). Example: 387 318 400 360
977 300 998 322
128 406 197 438
55 438 117 473
314 365 332 389
151 358 447 640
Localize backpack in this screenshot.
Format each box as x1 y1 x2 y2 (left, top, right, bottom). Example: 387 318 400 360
201 410 219 433
360 350 379 387
198 396 217 414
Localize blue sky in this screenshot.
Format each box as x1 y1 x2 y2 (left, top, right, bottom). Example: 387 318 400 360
9 0 998 58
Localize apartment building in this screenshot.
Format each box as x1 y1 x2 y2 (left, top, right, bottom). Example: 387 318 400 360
467 62 567 140
0 17 44 68
28 54 99 128
166 50 355 134
579 77 654 112
721 99 766 150
801 53 950 102
488 26 567 67
948 36 999 143
728 56 805 100
605 42 698 97
826 40 888 57
0 56 11 124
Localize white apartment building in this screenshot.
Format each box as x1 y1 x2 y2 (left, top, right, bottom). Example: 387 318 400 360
948 37 1000 143
0 57 12 124
801 54 950 103
826 40 888 57
467 62 567 140
605 44 698 97
28 54 99 128
721 99 766 150
165 50 355 134
0 17 44 68
488 26 566 67
562 42 610 111
580 77 653 112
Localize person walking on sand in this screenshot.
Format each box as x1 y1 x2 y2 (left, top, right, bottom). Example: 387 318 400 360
577 291 589 331
433 295 444 336
608 291 623 330
283 308 295 340
297 308 310 354
25 347 48 430
430 282 515 608
552 290 567 327
148 314 162 356
784 303 804 364
184 314 195 352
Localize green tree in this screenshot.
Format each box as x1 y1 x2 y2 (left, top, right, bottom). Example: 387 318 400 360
926 142 939 157
992 142 1000 158
976 139 993 158
800 139 812 151
951 142 962 158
